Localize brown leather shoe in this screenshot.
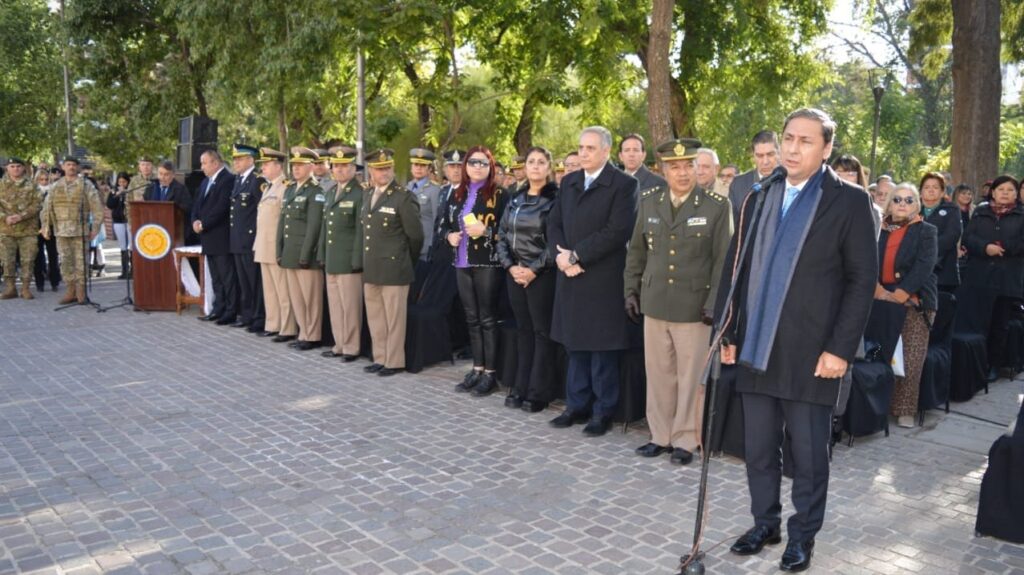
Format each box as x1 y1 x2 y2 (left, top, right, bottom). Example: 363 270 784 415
20 284 33 300
76 282 86 303
58 284 76 304
0 281 16 300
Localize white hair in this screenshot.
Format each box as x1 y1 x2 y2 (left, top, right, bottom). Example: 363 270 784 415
696 148 719 166
580 126 613 150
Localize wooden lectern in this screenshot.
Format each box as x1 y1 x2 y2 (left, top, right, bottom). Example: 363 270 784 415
130 201 185 311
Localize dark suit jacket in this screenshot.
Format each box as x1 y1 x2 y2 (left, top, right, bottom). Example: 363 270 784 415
963 203 1024 297
144 179 193 217
727 169 761 224
229 170 265 254
924 201 962 288
190 167 234 256
547 163 638 351
631 165 666 195
878 219 938 311
716 166 878 406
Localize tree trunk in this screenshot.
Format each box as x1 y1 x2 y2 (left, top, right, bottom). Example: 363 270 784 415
950 0 1001 191
669 76 691 138
403 63 432 143
646 0 674 147
513 95 537 154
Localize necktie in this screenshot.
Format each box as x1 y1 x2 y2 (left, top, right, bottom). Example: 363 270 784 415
412 181 419 192
781 186 800 218
203 178 214 198
160 187 167 201
584 175 594 190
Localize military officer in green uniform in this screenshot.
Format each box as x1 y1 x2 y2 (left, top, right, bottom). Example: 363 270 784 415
276 147 326 350
41 157 104 304
361 148 424 377
318 145 364 361
624 138 733 465
126 156 155 236
0 157 42 299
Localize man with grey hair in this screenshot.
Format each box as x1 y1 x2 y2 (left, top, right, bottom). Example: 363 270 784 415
547 125 638 437
719 108 877 571
192 149 239 323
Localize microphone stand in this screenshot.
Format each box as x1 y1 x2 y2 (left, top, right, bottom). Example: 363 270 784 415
55 178 101 312
98 185 147 313
677 177 773 575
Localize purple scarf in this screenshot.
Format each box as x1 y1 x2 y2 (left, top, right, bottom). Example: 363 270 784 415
456 180 485 268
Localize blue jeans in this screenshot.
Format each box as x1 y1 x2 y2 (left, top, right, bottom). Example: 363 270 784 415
566 350 621 419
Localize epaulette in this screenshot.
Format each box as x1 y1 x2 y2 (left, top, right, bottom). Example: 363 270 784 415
260 182 269 193
640 186 662 200
704 189 726 204
283 179 293 187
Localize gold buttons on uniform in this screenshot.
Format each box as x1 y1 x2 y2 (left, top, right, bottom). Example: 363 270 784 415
668 278 674 284
670 249 676 255
669 265 675 271
670 234 677 240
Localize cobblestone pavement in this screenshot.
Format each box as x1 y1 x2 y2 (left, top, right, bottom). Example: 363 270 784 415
1 268 1023 575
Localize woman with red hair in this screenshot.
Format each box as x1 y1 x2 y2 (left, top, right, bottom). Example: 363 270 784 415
440 146 509 396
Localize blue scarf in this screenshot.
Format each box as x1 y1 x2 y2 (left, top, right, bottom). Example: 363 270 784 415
740 166 827 373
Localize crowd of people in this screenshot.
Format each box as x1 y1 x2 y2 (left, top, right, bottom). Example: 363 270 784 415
2 106 1021 572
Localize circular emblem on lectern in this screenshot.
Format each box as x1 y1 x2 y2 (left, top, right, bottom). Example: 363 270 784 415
134 224 172 261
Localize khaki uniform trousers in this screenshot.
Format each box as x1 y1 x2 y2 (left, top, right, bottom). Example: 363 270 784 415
285 268 323 342
364 283 409 369
1 235 39 283
56 236 87 284
326 273 363 356
644 316 711 451
261 262 297 336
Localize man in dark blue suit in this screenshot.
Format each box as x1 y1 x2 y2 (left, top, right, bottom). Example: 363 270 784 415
547 126 638 437
719 109 877 572
191 149 237 324
228 144 266 332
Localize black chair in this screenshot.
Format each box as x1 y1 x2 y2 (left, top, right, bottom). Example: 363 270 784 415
950 285 994 402
976 399 1024 543
404 258 458 373
842 360 896 443
706 364 745 459
918 292 956 422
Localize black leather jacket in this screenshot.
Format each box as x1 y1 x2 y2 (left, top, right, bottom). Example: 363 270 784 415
496 182 558 272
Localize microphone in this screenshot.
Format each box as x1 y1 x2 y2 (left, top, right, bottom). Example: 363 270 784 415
751 166 788 193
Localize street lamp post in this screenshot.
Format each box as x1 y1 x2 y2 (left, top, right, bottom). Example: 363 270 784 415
869 75 886 181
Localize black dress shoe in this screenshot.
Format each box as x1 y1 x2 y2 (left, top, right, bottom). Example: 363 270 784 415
272 334 296 343
454 371 481 393
780 539 814 572
520 400 548 413
670 447 694 465
198 314 220 322
294 341 316 351
582 415 612 437
288 341 300 348
470 373 498 397
230 321 249 328
549 410 589 428
377 367 403 377
341 354 359 362
364 363 384 373
635 442 671 457
729 525 782 556
215 316 237 325
504 394 524 409
321 351 344 358
259 331 279 338
246 325 264 333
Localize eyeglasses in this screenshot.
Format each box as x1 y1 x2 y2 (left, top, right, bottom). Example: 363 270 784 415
891 196 915 205
466 159 490 168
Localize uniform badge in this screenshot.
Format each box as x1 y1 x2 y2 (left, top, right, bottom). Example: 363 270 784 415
380 207 396 215
340 201 354 208
315 194 326 203
647 217 660 224
687 217 707 226
939 209 947 216
419 194 427 201
296 196 307 202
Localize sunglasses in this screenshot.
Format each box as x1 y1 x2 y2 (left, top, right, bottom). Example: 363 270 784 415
466 159 490 168
891 196 915 205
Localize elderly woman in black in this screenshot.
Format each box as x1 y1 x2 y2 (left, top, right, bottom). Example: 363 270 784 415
496 146 559 413
442 146 508 397
875 183 938 428
919 172 962 293
963 175 1024 377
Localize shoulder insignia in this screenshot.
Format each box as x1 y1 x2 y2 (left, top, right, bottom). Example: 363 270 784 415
641 186 661 199
705 190 725 204
260 183 269 193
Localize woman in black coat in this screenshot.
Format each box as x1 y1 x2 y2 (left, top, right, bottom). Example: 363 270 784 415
441 146 508 397
875 183 938 428
919 172 962 292
106 172 132 279
495 146 559 412
962 174 1024 374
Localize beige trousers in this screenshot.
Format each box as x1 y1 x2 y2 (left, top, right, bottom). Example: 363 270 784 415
261 262 297 336
326 273 364 355
644 316 711 451
364 283 409 369
285 268 323 342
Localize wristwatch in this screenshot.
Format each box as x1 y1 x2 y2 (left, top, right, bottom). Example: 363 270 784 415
568 251 579 265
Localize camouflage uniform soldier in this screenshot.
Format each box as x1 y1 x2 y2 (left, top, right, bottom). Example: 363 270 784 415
126 157 156 235
40 157 103 304
0 157 42 299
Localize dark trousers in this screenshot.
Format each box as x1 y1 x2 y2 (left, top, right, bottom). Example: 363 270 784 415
506 270 557 402
233 251 264 328
743 392 833 543
456 267 502 371
208 254 238 319
566 349 621 419
988 296 1023 369
35 234 61 289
